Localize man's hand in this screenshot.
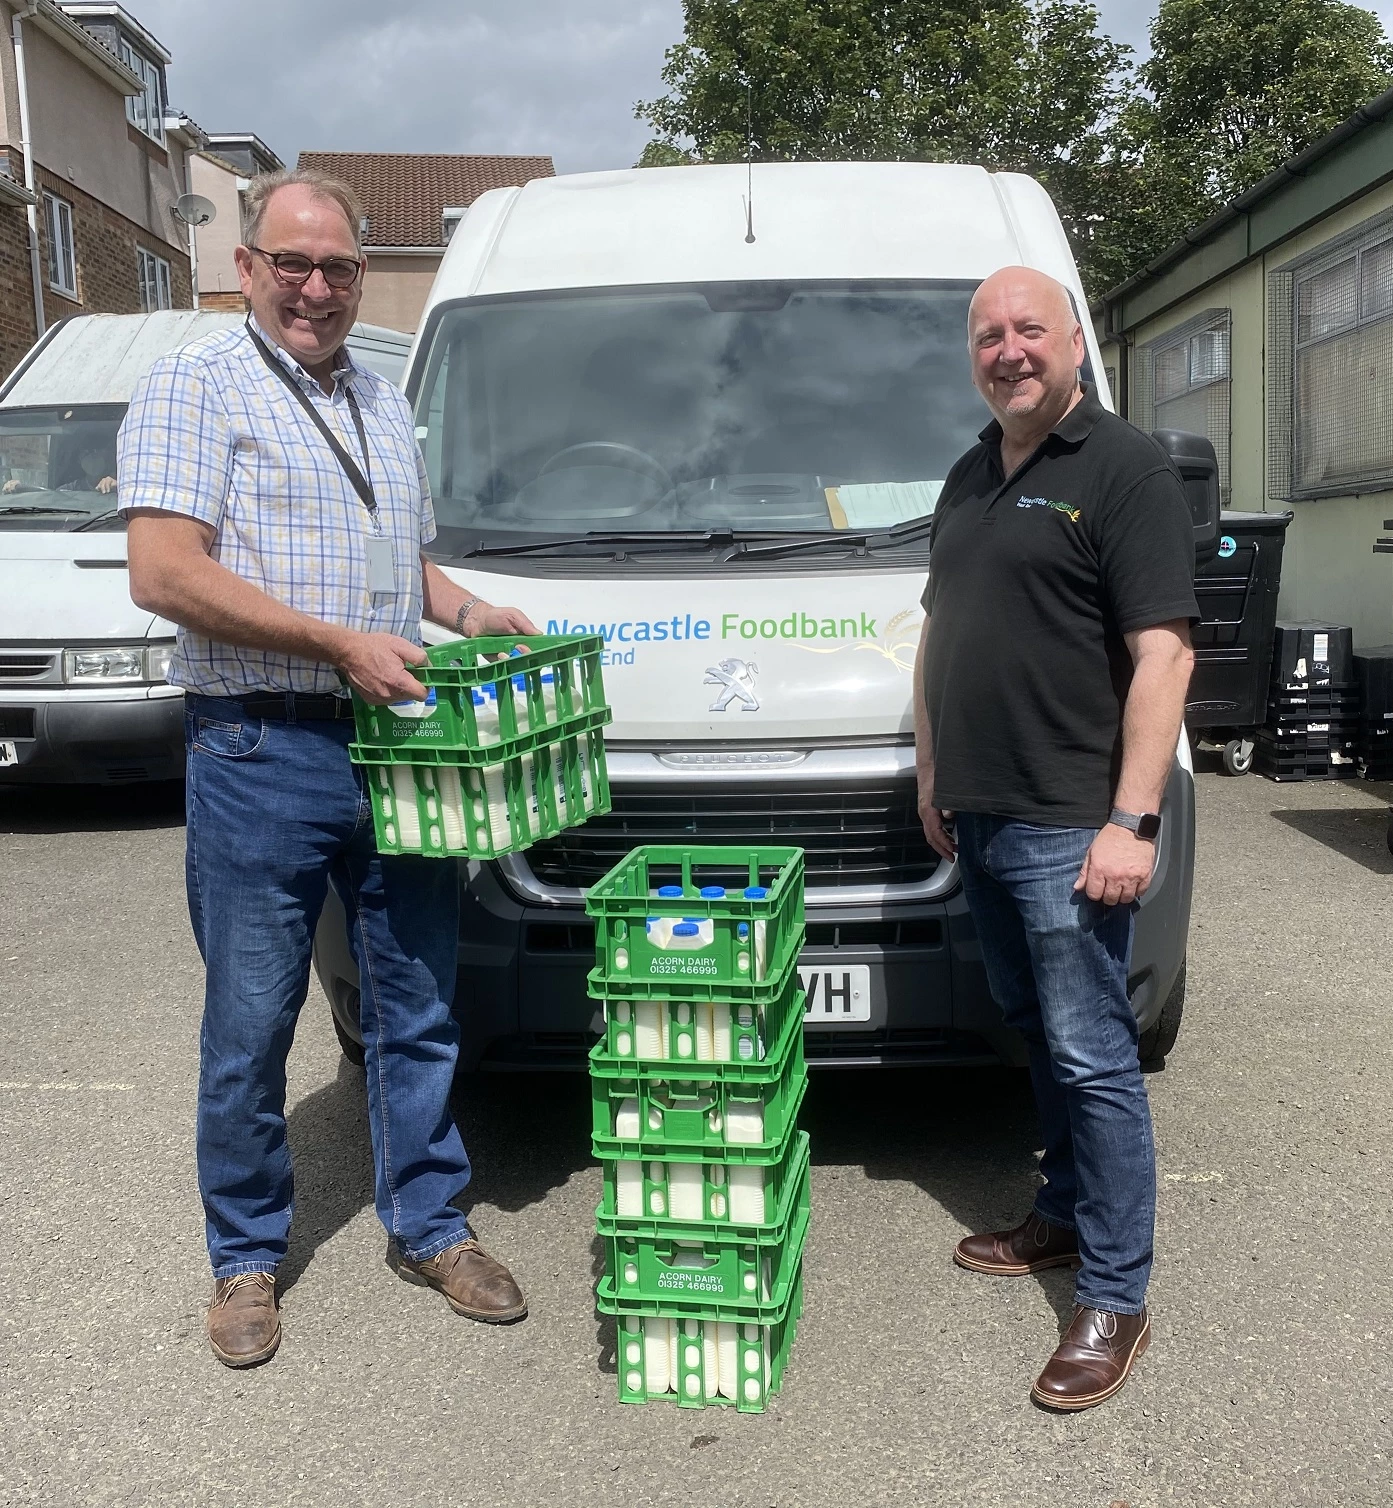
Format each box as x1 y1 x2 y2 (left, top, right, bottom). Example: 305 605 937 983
916 766 957 861
465 602 539 638
96 475 117 494
334 630 429 704
1074 822 1155 906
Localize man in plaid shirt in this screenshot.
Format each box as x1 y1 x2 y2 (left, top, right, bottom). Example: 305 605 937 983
121 169 536 1367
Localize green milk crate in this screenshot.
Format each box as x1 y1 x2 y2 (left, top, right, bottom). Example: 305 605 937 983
585 845 805 997
600 1265 804 1412
590 1000 805 1158
354 726 610 859
352 633 609 752
598 1124 807 1230
596 964 804 1066
600 1134 810 1309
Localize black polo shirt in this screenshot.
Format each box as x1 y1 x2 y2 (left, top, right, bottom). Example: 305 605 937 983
921 384 1199 827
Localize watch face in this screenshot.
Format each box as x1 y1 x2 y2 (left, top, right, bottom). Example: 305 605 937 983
1137 813 1161 840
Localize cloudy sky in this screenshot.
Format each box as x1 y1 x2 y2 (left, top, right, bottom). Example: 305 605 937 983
134 0 1393 175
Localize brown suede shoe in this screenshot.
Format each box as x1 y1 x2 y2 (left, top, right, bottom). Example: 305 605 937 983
389 1238 527 1324
1031 1305 1150 1411
953 1211 1080 1276
207 1271 280 1368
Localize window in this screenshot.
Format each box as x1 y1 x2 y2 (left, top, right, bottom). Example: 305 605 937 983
1133 310 1232 501
137 247 172 311
1287 229 1393 496
119 39 164 144
442 206 466 244
43 192 76 298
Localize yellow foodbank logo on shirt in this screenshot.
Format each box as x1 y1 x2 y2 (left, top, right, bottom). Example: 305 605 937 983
1017 495 1081 524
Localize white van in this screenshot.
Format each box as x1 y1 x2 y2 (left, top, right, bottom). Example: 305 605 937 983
307 161 1201 1069
0 310 410 784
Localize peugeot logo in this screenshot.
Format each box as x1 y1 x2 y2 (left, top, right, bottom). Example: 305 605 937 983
705 658 760 712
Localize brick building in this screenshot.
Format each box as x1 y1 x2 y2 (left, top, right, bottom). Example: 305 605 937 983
0 1 201 379
296 151 556 332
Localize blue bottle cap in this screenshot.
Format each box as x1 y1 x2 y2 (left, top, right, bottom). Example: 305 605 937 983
657 885 683 898
672 922 699 937
743 886 768 899
699 885 726 898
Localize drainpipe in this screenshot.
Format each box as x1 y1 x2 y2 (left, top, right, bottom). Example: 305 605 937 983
183 150 200 309
13 0 46 340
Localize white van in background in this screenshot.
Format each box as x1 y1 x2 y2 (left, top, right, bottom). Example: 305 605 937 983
312 162 1210 1073
0 310 410 784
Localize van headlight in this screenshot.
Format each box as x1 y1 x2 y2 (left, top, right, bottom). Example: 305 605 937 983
63 643 174 684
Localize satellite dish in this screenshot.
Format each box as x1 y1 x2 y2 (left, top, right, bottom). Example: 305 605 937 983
173 193 215 227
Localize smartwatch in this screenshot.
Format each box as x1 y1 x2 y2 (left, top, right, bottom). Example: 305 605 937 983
1108 807 1161 841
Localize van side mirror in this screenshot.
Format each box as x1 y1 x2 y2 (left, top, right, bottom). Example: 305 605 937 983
1151 429 1221 568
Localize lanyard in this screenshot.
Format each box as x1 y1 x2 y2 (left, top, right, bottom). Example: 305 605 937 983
246 321 377 518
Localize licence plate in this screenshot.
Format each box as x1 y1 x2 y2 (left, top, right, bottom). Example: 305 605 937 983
0 740 16 767
799 965 872 1023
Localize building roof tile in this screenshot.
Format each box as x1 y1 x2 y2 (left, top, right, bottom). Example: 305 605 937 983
296 150 555 248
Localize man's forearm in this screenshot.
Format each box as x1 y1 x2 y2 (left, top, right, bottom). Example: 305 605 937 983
129 527 349 666
421 557 472 631
1114 626 1195 814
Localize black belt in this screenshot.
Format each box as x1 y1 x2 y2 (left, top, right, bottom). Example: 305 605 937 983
240 692 356 721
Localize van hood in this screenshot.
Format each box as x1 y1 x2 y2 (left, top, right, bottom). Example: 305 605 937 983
0 533 167 640
437 566 926 743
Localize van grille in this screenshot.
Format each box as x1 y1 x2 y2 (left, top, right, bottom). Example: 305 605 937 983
524 779 938 889
0 650 58 683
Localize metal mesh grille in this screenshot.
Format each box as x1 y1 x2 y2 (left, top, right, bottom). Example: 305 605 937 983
1133 309 1232 503
1270 207 1393 500
1267 265 1294 499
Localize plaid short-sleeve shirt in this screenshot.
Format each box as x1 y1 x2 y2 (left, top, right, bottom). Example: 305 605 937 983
117 317 435 695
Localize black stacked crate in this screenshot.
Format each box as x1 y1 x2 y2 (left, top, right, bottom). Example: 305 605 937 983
1254 622 1359 781
1355 647 1393 779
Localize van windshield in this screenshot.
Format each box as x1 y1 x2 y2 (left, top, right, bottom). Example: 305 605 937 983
413 282 989 546
0 405 124 519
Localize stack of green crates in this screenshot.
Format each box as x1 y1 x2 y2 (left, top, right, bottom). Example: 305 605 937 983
348 634 611 859
585 844 809 1413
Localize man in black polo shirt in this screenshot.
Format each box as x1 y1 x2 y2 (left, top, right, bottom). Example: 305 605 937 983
913 266 1198 1411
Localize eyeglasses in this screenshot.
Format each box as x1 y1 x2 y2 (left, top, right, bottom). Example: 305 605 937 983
247 245 362 290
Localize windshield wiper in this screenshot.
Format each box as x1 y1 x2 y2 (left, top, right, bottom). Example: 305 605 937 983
0 504 87 517
732 512 938 560
463 528 751 559
71 509 122 532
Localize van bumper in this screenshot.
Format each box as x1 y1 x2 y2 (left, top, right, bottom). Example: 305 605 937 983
313 765 1193 1073
0 690 185 784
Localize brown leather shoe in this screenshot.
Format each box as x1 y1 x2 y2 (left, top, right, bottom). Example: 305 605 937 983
389 1238 527 1324
953 1211 1079 1276
207 1271 280 1368
1031 1305 1150 1411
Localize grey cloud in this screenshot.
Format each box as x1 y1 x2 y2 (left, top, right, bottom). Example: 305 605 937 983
137 0 682 172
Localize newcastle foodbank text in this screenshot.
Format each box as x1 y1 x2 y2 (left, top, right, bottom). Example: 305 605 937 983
544 613 878 644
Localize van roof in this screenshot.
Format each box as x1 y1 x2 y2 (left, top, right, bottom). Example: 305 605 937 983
431 162 1084 304
0 310 411 406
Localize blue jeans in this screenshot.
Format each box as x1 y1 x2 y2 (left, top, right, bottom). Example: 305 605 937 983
955 812 1155 1314
184 694 472 1279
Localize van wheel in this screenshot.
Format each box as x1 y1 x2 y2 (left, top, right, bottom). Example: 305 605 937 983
1139 959 1185 1067
1221 738 1254 776
332 1011 366 1068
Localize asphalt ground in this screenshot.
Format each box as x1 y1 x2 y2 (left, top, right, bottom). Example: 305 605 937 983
1 757 1390 1508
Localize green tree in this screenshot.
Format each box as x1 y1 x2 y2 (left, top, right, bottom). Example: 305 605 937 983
1138 0 1393 209
635 0 1137 293
636 0 1393 295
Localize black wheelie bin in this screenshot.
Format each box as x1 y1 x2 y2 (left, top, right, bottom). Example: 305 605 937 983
1186 510 1294 775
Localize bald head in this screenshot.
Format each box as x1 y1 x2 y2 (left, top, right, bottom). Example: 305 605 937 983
968 265 1085 446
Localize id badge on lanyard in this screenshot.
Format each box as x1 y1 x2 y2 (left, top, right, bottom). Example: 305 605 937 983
364 532 395 595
